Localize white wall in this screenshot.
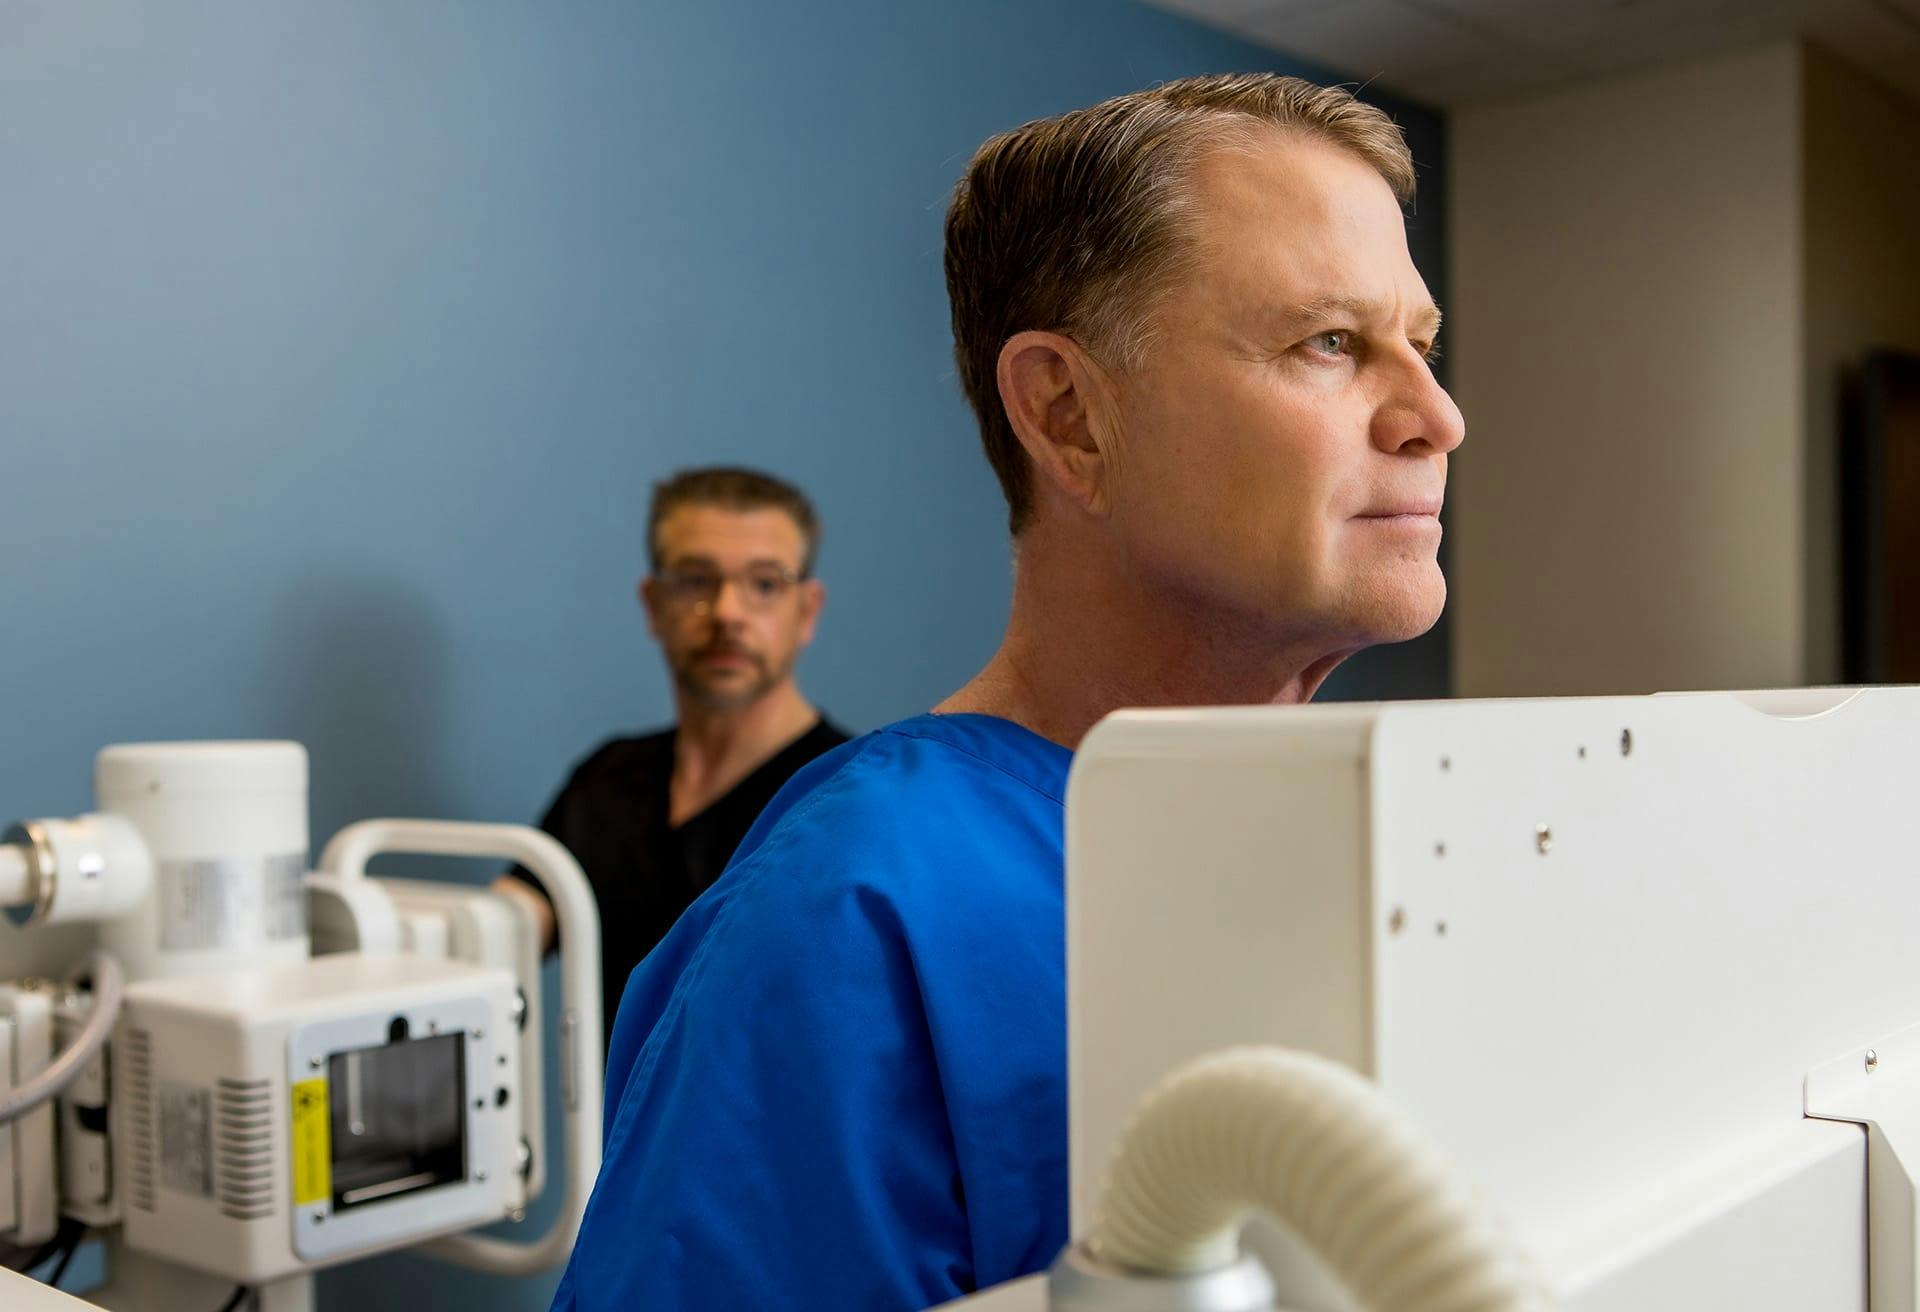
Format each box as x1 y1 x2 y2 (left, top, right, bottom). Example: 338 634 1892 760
1448 44 1804 698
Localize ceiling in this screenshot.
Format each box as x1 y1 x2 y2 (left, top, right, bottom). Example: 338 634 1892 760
1144 0 1920 105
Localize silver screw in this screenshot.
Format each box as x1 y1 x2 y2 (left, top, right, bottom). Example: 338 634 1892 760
1867 1050 1880 1073
476 1169 489 1183
1536 826 1554 855
309 1056 323 1070
473 1027 485 1041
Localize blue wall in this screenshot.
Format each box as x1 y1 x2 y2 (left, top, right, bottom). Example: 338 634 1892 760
0 2 1442 1308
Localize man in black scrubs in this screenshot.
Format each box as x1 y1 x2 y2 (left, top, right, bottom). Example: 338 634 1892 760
495 467 849 1018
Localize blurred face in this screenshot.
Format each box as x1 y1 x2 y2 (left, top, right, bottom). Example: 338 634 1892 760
1103 130 1465 649
641 505 823 712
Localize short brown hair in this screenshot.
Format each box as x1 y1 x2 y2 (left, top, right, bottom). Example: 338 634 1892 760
648 466 821 575
944 73 1417 533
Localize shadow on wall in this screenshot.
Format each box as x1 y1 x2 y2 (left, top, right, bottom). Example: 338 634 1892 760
252 571 456 853
267 576 573 1310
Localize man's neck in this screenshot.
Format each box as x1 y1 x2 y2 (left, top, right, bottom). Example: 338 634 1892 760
936 522 1355 749
669 682 819 825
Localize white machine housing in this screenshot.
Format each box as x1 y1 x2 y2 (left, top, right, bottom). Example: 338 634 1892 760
1062 688 1916 1311
0 740 604 1311
116 953 524 1285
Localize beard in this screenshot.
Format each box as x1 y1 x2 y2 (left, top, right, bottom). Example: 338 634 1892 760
672 638 790 711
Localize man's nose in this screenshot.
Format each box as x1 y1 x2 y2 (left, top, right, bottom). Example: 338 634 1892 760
705 578 753 623
1370 360 1465 456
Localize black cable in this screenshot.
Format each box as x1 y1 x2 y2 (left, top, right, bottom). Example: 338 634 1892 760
41 1230 80 1289
3 1214 83 1275
214 1286 251 1312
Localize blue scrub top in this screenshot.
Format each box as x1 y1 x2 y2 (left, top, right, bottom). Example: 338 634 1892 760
550 713 1074 1311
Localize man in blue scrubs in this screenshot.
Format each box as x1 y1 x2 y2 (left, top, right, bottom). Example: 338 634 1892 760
553 73 1462 1309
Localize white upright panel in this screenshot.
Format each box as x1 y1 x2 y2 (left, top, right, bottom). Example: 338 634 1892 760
1067 689 1897 1309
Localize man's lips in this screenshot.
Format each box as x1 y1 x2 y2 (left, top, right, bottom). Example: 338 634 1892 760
1355 496 1444 519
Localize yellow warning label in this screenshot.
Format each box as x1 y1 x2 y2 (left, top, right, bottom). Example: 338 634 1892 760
290 1078 331 1207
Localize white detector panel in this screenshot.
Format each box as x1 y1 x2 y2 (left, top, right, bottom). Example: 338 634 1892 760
1068 689 1899 1309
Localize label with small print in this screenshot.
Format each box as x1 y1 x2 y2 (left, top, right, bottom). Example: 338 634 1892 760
158 852 306 951
158 1082 213 1198
290 1078 331 1207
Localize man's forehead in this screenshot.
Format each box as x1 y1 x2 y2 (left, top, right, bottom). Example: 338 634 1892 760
1178 135 1434 332
657 505 806 554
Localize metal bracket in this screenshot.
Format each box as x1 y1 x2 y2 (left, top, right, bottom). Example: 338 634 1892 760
1806 1019 1920 1311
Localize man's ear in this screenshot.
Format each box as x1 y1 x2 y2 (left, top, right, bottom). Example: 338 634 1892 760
796 577 825 647
638 577 663 638
996 330 1119 518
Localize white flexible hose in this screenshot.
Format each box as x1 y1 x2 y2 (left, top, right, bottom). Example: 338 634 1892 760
1092 1047 1553 1312
0 844 33 907
0 950 124 1124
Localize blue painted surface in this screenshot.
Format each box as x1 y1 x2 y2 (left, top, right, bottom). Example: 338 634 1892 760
0 2 1443 1307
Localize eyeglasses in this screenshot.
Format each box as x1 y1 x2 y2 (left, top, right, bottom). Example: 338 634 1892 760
654 564 804 612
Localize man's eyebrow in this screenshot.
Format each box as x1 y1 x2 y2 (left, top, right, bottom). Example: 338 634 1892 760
1278 294 1444 339
661 554 796 570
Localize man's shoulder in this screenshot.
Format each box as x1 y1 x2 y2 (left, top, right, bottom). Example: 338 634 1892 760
781 714 1067 819
562 728 674 784
723 714 1071 906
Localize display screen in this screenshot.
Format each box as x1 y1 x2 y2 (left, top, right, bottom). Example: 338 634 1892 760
327 1030 466 1211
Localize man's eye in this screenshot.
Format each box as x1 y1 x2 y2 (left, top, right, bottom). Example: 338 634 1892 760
678 573 719 592
1305 331 1349 356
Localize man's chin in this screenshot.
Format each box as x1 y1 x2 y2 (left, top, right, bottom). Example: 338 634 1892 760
1343 570 1447 646
679 671 773 712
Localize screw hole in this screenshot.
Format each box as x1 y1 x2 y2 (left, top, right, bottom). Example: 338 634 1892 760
1388 907 1406 934
1435 921 1448 937
1434 841 1447 858
1620 728 1633 757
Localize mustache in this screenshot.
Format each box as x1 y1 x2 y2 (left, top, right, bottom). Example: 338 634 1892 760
692 639 760 663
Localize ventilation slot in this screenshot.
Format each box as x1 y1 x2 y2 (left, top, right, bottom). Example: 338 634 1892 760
215 1078 275 1222
123 1028 156 1213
